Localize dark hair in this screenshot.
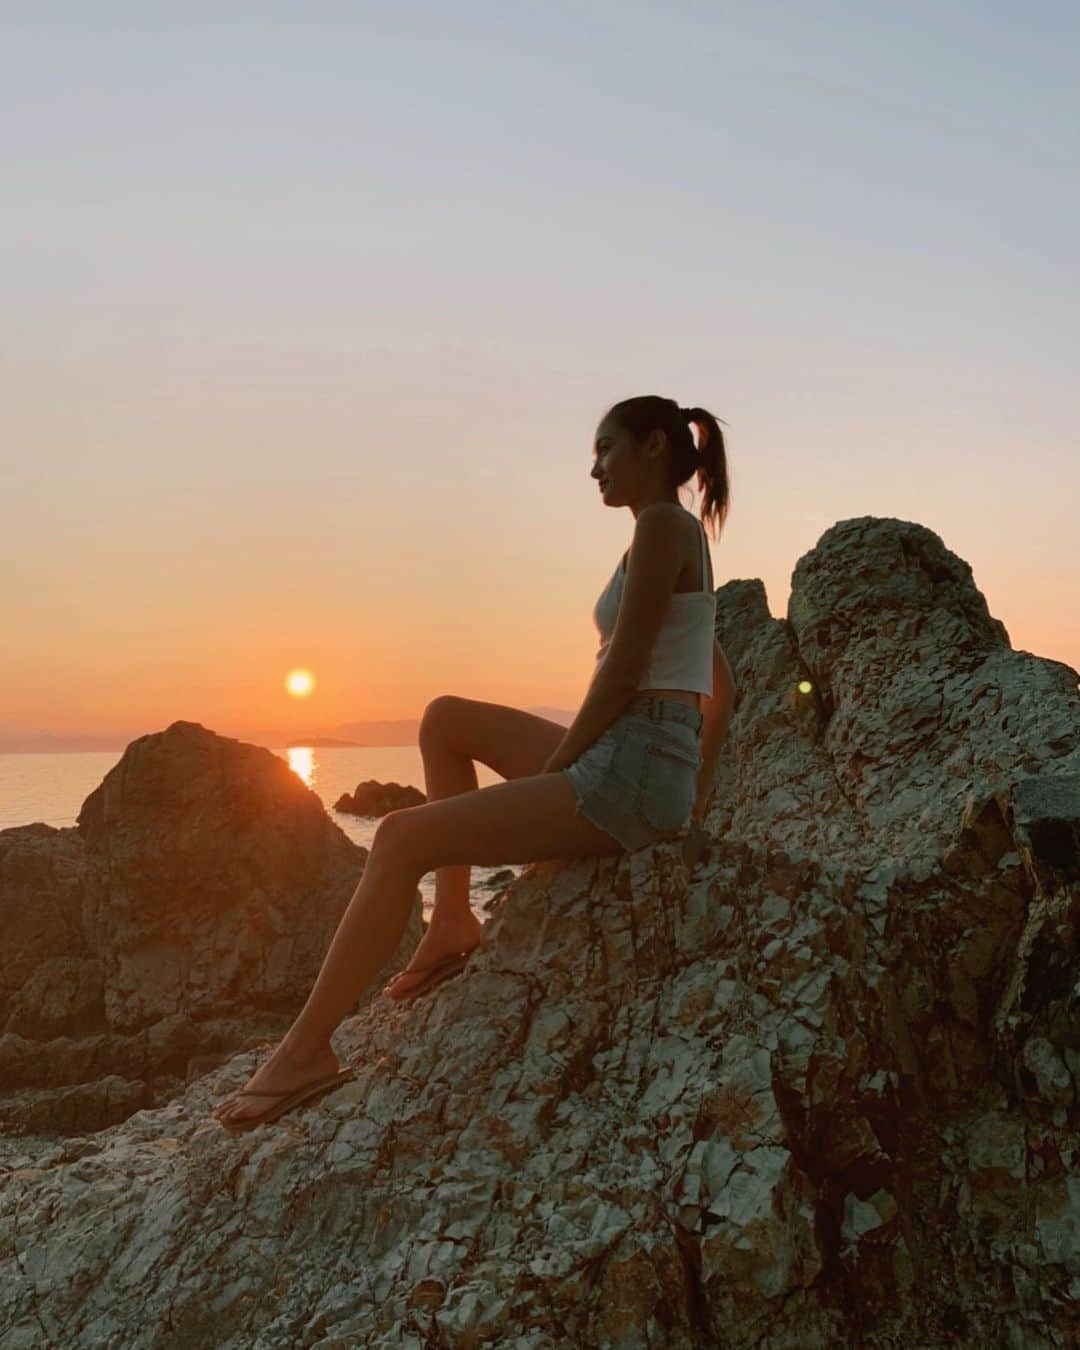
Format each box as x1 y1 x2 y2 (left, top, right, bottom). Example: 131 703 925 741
603 394 730 540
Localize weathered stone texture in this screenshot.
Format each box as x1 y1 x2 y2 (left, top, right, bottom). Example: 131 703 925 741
1 722 422 1131
1 516 1078 1347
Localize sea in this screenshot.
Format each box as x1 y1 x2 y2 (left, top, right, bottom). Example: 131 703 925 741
0 745 523 925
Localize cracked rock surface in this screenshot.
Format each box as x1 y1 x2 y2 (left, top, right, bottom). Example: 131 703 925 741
0 722 422 1135
2 516 1079 1348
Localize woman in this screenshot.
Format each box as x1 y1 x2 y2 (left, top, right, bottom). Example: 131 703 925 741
212 394 736 1131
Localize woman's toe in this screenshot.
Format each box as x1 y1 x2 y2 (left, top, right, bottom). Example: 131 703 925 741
385 972 422 997
215 1094 251 1121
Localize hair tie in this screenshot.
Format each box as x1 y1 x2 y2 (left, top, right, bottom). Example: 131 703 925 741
679 407 705 461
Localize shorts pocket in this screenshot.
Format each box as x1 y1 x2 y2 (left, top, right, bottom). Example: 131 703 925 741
648 724 701 761
639 738 699 833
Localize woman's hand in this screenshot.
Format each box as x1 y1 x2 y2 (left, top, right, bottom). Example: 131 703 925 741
682 817 711 869
690 786 715 825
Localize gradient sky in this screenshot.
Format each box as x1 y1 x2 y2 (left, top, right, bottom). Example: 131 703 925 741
3 2 1078 738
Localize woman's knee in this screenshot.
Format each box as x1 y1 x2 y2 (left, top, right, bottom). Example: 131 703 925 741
371 806 418 858
418 694 464 750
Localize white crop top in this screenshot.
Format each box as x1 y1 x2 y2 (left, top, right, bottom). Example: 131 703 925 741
592 511 717 697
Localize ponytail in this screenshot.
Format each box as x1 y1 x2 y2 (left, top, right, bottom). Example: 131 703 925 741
603 394 731 539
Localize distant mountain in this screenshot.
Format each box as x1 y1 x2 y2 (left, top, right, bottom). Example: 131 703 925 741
0 707 577 754
0 730 153 755
524 706 577 726
306 719 422 748
281 737 365 748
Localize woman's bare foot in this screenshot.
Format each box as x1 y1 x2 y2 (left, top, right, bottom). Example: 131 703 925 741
382 907 484 999
211 1035 341 1125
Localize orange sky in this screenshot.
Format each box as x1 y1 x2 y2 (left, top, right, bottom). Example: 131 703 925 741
3 10 1078 738
7 421 1076 739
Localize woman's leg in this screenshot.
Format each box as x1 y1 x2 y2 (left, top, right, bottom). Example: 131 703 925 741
383 696 569 996
211 841 425 1124
212 766 623 1125
419 703 480 922
380 721 483 996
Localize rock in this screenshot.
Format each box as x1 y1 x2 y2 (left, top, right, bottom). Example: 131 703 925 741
481 868 516 889
0 722 423 1126
3 956 106 1040
0 823 87 1002
333 779 427 816
0 1075 151 1135
0 517 1077 1346
1011 773 1080 882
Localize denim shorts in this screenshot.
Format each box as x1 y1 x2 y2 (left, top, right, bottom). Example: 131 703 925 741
563 694 704 851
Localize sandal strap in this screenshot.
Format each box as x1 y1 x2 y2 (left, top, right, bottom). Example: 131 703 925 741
229 1086 305 1098
229 1073 351 1099
390 950 476 980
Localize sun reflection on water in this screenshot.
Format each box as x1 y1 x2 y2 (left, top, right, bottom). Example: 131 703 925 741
286 745 315 787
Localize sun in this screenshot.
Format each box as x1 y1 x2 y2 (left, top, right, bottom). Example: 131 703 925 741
285 669 315 698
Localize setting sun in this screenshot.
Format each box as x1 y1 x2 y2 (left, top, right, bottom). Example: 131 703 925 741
285 669 315 698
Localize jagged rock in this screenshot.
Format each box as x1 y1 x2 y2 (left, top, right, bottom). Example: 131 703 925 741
1012 774 1080 882
476 867 519 916
334 778 427 816
0 822 87 1002
482 868 516 889
0 1075 152 1135
3 956 106 1041
1 518 1078 1347
0 722 423 1126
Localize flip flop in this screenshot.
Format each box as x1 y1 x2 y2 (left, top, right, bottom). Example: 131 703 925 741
215 1066 357 1133
381 949 476 1002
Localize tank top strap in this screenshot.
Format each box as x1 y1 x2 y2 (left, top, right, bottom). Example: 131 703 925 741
697 517 711 593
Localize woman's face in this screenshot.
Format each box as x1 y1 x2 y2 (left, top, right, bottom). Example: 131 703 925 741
590 417 641 507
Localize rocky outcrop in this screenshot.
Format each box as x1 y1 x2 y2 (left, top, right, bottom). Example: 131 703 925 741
0 723 422 1133
1 517 1078 1347
333 779 427 816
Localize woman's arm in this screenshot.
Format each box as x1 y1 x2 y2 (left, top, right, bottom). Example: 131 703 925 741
541 657 636 774
543 505 687 773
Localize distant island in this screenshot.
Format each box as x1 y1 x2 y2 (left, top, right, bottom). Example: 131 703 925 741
0 708 575 754
280 737 365 749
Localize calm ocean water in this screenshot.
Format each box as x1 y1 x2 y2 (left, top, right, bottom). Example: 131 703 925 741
0 745 522 923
